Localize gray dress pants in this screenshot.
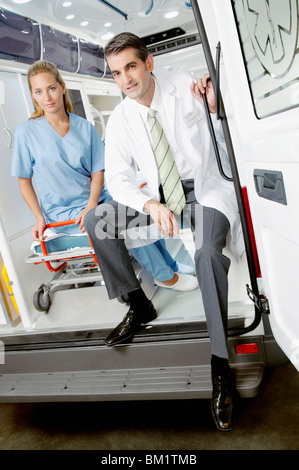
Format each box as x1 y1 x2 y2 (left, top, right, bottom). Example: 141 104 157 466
84 180 230 359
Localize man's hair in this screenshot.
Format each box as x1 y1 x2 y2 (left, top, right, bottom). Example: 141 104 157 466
104 32 149 62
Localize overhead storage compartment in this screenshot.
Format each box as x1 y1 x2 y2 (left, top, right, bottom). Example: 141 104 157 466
0 8 40 63
0 7 109 79
78 39 105 78
103 64 113 79
41 25 79 73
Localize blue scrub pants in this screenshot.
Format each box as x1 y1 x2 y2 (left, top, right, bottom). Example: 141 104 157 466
103 194 178 281
129 240 178 281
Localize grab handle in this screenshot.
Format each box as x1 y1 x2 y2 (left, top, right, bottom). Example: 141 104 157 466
202 81 233 182
215 42 223 121
253 169 287 205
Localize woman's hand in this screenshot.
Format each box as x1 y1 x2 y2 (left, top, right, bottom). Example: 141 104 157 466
32 215 46 241
76 202 97 233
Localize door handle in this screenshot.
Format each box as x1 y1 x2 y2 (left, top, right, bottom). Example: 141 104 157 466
215 42 224 121
253 169 287 205
202 86 233 182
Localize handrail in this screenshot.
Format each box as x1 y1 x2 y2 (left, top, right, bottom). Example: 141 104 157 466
201 84 233 182
216 42 224 121
190 0 262 335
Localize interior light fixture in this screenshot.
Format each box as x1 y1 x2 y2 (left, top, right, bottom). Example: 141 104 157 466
164 11 180 19
80 21 89 26
104 22 112 27
66 14 75 20
11 0 32 4
62 1 72 6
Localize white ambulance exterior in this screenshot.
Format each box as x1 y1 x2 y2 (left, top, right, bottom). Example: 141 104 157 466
0 0 297 402
193 0 299 371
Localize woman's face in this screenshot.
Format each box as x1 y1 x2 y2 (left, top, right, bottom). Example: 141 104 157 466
30 72 66 117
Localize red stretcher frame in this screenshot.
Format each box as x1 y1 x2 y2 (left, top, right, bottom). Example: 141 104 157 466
39 220 98 273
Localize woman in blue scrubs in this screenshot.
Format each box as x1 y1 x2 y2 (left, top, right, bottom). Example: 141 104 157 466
11 60 197 290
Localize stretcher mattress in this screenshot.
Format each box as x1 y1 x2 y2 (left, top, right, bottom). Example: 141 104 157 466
32 232 90 254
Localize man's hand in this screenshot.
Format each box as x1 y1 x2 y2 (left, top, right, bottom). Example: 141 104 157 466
190 73 217 114
144 199 180 237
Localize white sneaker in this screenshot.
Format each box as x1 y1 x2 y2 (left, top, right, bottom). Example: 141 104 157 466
154 273 198 291
177 262 195 275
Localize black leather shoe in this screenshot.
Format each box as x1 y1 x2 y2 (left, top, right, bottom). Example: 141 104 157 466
211 369 239 431
105 301 157 346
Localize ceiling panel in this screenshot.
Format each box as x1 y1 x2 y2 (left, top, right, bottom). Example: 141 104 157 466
0 0 197 46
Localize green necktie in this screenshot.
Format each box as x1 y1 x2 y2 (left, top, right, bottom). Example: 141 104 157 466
148 108 185 215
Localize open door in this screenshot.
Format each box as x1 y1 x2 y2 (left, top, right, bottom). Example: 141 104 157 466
193 0 299 371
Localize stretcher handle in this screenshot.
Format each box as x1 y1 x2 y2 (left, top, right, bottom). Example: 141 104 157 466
40 220 98 272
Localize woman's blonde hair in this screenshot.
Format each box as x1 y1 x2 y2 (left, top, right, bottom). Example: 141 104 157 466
27 60 73 119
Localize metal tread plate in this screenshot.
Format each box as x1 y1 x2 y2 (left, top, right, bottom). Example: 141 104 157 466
0 363 264 402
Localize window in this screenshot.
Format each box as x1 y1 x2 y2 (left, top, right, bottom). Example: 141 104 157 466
232 0 299 118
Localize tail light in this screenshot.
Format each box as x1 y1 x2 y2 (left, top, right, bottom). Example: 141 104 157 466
242 187 262 278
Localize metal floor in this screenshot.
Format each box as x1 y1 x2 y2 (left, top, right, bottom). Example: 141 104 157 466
0 362 298 450
1 238 252 335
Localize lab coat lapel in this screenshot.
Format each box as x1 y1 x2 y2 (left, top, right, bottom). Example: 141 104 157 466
125 99 146 142
124 99 159 185
159 79 176 136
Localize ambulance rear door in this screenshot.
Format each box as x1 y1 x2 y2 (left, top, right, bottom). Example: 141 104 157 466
194 0 299 370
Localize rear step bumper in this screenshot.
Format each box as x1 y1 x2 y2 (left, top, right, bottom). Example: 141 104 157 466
0 332 271 402
0 363 264 402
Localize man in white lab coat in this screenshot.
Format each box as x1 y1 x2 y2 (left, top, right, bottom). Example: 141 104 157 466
84 32 242 431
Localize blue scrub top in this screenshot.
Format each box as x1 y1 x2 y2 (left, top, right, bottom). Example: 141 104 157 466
11 113 110 234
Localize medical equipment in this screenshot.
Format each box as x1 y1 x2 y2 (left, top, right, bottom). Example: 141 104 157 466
25 220 103 312
90 106 106 141
25 220 157 313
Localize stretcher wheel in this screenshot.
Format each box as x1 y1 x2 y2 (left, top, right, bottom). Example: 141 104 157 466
33 285 51 312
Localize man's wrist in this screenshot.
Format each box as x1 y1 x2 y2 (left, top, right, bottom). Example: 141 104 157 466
143 199 160 213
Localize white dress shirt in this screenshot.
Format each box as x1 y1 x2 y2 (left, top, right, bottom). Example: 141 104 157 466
132 77 194 182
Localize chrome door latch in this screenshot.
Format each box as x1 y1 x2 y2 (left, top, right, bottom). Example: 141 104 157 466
246 284 270 315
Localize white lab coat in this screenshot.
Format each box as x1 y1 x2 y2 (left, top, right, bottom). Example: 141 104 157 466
105 70 244 258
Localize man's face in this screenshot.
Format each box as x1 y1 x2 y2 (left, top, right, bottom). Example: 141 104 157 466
107 47 155 106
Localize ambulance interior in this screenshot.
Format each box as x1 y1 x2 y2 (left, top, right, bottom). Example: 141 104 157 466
0 1 257 346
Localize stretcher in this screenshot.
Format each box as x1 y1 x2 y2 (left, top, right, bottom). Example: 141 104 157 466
25 220 157 313
25 220 104 312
